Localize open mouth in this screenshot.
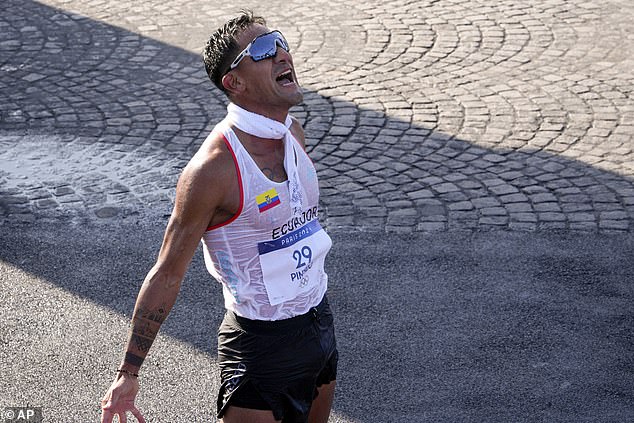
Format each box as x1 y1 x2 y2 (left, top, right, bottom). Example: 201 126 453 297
275 69 295 86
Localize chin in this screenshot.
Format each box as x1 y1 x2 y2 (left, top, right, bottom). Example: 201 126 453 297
286 84 304 104
289 90 304 106
275 91 303 109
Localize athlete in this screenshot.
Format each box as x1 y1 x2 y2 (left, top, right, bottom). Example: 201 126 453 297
100 10 338 423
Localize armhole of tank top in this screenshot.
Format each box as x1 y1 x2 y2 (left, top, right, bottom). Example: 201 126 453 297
205 134 244 232
294 137 315 166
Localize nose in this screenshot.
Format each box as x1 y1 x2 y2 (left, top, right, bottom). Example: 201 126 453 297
274 45 291 63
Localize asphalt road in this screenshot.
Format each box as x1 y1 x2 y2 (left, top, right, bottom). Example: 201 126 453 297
1 221 632 422
2 0 634 422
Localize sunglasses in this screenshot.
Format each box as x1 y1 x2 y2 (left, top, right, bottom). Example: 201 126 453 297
227 30 290 72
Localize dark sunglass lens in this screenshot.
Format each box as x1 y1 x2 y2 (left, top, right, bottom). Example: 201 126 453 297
251 32 288 61
275 32 289 51
251 35 277 60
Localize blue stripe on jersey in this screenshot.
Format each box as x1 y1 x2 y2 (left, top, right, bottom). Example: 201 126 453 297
258 219 322 255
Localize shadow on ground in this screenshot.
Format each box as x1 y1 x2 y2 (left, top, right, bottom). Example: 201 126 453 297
1 224 633 422
1 1 633 422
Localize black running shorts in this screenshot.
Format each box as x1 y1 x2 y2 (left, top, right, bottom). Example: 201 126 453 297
216 295 338 422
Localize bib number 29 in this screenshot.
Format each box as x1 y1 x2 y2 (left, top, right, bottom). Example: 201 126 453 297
293 246 312 269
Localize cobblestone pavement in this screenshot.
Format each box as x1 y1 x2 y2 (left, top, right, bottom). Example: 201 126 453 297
1 0 634 233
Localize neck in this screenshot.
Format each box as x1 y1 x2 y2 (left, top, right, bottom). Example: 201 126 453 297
226 102 291 142
232 99 289 124
233 127 284 144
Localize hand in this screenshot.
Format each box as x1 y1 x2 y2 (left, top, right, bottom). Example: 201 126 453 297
100 374 146 423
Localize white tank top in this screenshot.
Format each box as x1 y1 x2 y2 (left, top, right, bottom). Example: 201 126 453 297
201 119 332 321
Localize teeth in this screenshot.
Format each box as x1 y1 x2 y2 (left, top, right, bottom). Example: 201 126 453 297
277 70 292 81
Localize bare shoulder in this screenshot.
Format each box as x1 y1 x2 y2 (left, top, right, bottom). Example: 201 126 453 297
183 132 234 182
172 131 238 226
151 132 238 274
289 115 306 150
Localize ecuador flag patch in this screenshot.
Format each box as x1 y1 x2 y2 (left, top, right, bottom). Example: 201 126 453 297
256 188 281 213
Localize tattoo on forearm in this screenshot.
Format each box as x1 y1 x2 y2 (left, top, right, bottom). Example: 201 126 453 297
132 320 159 338
125 352 144 367
131 334 153 352
125 304 167 360
134 305 167 324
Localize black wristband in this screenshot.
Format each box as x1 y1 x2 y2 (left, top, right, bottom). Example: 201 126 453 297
125 352 144 367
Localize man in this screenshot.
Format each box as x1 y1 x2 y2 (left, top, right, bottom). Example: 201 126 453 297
100 11 338 423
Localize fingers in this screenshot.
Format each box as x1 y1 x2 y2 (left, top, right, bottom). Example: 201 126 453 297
100 390 111 407
100 409 113 423
100 397 113 411
100 394 112 423
101 403 143 423
100 387 119 411
109 387 120 405
130 406 147 423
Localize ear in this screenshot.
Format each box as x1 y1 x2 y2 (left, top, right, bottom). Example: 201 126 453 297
221 72 242 95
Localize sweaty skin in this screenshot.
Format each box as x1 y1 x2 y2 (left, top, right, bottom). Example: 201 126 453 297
100 21 335 423
100 119 306 423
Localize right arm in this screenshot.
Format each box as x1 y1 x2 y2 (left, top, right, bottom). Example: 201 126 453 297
100 135 236 422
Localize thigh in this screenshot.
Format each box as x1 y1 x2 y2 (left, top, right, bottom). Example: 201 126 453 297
221 406 281 423
308 381 336 423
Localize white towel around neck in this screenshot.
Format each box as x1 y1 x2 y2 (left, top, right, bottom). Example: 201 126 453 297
226 102 305 218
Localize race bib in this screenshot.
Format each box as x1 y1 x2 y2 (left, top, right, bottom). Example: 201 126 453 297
258 219 332 305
